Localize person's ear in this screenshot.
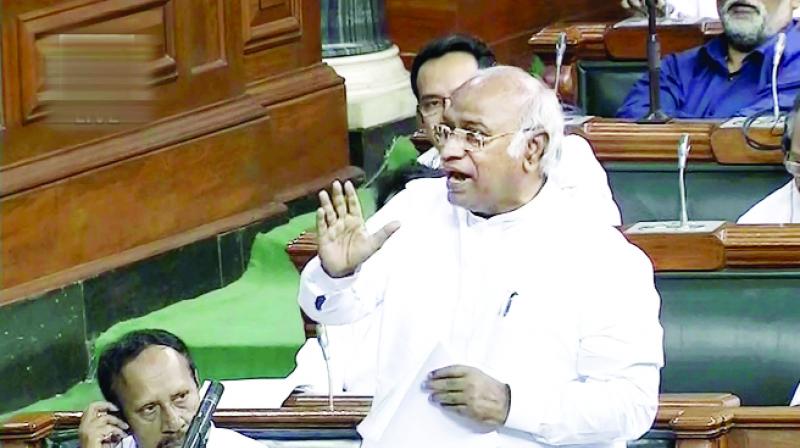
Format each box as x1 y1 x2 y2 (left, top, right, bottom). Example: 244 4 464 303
522 131 547 174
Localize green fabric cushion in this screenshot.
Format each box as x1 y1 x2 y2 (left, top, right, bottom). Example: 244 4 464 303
577 60 648 118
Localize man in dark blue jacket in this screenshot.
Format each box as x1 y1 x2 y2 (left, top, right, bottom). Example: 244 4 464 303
617 0 800 119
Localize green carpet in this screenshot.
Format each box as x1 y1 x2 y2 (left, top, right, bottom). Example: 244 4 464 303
4 189 378 419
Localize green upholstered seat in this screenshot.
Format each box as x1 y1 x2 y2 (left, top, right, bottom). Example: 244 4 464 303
576 60 647 117
606 162 791 224
657 270 800 406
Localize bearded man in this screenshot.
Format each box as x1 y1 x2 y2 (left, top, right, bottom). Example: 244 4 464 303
617 0 800 118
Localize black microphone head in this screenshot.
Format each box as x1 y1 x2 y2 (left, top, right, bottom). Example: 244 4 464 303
181 381 225 448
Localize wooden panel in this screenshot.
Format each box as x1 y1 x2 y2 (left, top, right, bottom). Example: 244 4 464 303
574 119 716 162
0 393 740 437
289 225 800 275
625 231 725 271
1 96 267 196
241 0 302 54
241 0 319 82
1 101 271 291
387 0 628 69
723 225 800 268
188 0 227 74
530 21 723 65
604 21 723 60
572 118 783 164
16 0 176 125
0 0 352 304
710 127 784 165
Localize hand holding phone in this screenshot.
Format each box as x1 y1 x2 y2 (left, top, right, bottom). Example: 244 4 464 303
79 401 129 448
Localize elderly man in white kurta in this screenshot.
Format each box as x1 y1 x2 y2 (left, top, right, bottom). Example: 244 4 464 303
738 95 800 223
298 66 663 447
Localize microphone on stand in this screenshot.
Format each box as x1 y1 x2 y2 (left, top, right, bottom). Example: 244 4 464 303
639 0 670 123
554 32 567 96
677 134 691 228
316 324 335 411
182 381 224 448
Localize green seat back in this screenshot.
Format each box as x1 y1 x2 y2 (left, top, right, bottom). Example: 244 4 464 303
577 60 648 117
658 271 800 406
605 162 791 224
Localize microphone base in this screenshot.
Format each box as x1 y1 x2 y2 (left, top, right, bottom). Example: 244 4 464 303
637 109 671 124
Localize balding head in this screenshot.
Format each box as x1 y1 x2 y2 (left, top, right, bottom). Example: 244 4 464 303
436 65 564 216
449 66 563 177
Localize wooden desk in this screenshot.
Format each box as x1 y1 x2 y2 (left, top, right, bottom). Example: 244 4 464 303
529 22 722 101
0 393 742 448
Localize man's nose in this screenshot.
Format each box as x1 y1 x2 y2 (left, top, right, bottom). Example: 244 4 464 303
161 405 186 433
438 133 466 160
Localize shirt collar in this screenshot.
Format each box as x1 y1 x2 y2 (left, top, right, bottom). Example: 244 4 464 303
701 20 799 73
464 179 558 227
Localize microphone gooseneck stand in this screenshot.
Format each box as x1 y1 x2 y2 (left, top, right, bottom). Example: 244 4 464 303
639 0 671 123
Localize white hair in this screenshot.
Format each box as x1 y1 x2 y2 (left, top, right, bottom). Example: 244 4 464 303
473 66 564 177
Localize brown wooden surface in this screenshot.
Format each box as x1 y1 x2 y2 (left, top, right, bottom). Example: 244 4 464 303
1 0 350 303
291 224 800 275
624 224 800 271
19 394 800 448
529 21 723 65
574 119 784 164
386 0 628 69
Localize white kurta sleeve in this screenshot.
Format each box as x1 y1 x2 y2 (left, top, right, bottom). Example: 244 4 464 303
503 238 664 445
297 184 416 325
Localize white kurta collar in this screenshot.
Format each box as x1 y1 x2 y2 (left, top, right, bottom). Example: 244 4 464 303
463 180 556 228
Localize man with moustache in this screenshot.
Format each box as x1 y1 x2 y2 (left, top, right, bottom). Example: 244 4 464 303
78 330 263 448
308 36 621 399
387 34 621 225
299 67 663 447
617 0 800 118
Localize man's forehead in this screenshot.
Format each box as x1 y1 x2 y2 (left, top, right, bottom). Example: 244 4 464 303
417 51 480 97
446 76 527 126
118 347 193 397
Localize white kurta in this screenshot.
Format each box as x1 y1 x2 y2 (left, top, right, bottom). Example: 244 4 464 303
418 134 622 226
737 180 800 224
298 178 664 448
117 426 265 448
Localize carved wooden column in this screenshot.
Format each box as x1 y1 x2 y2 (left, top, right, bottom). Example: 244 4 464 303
321 0 415 129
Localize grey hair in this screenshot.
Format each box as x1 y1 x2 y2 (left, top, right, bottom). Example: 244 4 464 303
473 66 563 177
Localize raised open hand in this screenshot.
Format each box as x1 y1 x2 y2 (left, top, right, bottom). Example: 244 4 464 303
316 180 400 278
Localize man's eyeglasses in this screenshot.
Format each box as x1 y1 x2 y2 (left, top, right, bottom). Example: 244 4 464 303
431 123 539 152
418 96 449 118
